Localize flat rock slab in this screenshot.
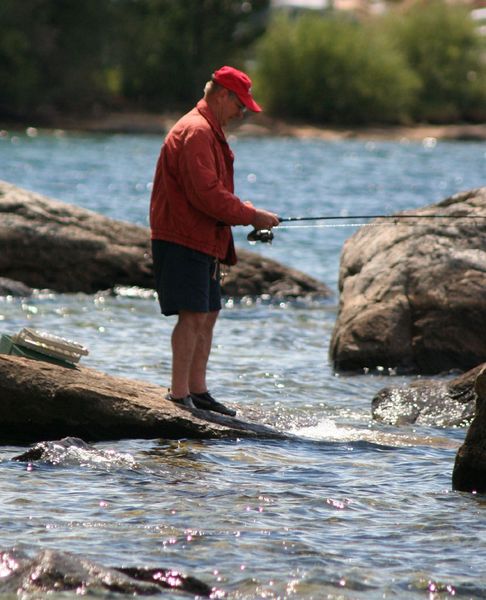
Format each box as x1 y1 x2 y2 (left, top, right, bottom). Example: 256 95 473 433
453 368 486 492
330 187 486 374
372 364 484 427
0 179 330 298
0 355 287 444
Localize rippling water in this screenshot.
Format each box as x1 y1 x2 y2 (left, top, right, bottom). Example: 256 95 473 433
1 129 486 598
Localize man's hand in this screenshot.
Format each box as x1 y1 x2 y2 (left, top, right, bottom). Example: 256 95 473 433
252 209 280 230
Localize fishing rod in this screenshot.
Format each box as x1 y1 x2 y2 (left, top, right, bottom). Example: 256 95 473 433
247 213 486 244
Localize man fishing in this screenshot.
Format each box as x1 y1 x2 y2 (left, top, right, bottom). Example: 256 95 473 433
150 65 279 416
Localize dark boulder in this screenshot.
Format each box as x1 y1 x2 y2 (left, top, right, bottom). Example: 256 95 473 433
223 248 331 299
0 354 287 444
0 180 330 298
331 187 486 374
452 367 486 492
0 548 216 596
0 180 153 293
372 364 483 427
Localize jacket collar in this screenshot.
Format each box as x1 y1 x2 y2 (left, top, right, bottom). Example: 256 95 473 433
196 99 227 144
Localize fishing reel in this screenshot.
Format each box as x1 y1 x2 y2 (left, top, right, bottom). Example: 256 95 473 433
247 228 275 244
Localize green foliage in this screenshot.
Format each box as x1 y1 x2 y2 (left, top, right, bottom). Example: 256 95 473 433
253 14 420 124
0 0 269 119
0 0 484 124
384 0 486 122
118 0 269 109
0 0 116 119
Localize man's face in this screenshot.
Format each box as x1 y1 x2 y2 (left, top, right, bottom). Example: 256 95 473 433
219 89 246 126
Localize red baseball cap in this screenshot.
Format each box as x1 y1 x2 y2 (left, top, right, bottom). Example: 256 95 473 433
212 66 262 113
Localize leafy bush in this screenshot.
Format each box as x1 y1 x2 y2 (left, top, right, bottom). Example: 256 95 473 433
0 0 115 119
253 13 420 124
0 0 270 119
118 0 270 110
383 0 486 122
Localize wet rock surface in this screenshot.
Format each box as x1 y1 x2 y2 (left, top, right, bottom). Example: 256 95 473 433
0 180 330 299
12 436 124 463
330 187 486 374
453 368 486 492
372 364 483 427
0 548 217 596
0 355 288 444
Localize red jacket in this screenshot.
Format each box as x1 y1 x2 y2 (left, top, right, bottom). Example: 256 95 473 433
150 99 256 265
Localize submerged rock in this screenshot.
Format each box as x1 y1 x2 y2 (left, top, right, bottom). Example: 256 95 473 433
0 277 32 297
0 179 329 298
0 548 217 596
372 364 483 427
330 187 486 374
0 354 287 444
12 436 111 463
453 368 486 492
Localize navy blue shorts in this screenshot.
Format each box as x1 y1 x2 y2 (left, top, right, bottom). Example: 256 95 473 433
152 240 222 316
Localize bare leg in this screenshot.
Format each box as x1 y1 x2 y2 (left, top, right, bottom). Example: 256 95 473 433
189 310 219 394
170 310 219 398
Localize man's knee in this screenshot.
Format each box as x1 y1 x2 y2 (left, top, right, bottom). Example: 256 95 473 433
178 310 213 331
205 309 220 327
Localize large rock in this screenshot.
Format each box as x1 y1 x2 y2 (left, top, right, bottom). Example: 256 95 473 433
372 364 483 427
0 548 216 596
0 180 330 298
0 180 153 293
222 248 330 298
330 188 486 374
452 368 486 492
0 354 287 444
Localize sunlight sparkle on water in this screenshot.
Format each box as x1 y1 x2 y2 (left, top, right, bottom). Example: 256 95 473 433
0 133 484 598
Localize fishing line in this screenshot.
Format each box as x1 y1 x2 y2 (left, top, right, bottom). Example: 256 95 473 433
247 213 486 243
276 222 397 229
278 214 486 223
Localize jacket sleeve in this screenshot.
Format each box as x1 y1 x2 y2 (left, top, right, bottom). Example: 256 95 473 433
181 128 256 226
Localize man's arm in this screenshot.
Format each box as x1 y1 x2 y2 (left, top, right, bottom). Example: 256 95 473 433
183 130 278 228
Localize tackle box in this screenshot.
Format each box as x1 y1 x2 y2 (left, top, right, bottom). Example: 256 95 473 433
0 328 89 367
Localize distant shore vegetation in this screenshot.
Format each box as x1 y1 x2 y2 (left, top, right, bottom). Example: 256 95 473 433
254 1 486 124
1 0 485 126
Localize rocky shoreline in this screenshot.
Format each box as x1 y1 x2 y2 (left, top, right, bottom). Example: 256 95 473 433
2 112 486 141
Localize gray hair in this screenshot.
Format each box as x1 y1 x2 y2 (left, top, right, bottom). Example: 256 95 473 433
204 80 223 97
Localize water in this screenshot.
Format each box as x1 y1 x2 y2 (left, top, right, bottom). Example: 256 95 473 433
1 128 486 598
